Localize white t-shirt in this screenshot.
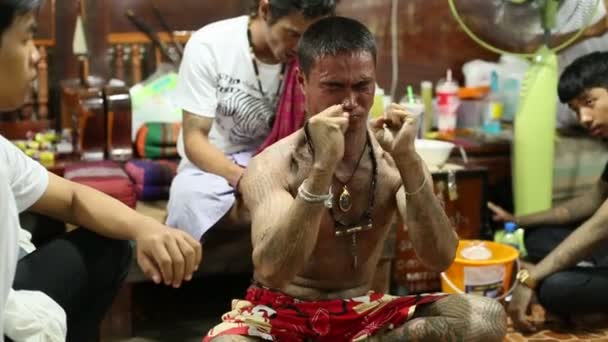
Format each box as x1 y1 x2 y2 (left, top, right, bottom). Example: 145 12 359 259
0 135 49 341
0 167 18 341
176 15 283 166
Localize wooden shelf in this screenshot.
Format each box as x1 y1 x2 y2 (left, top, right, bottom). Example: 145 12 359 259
0 119 51 140
33 39 55 47
107 31 192 45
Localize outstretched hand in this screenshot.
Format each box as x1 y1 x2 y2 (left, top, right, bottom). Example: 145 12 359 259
136 227 202 288
370 103 418 160
487 201 516 223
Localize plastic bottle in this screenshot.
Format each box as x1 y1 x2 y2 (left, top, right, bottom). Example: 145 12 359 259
483 71 503 134
501 221 521 251
501 78 519 122
494 221 528 258
370 87 385 119
436 70 459 135
421 81 434 134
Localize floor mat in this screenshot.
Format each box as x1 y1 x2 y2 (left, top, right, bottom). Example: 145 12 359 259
504 304 608 341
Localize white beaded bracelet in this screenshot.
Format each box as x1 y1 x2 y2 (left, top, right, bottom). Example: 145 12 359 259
298 181 333 208
404 176 428 196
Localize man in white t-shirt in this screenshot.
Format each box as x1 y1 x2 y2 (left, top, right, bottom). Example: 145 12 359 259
0 2 202 341
166 0 335 241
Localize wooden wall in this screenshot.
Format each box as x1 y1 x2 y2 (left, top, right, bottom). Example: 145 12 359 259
339 0 498 99
39 0 499 113
49 0 250 86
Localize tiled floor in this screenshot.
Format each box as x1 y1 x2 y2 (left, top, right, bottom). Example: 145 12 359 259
105 276 608 342
505 329 608 342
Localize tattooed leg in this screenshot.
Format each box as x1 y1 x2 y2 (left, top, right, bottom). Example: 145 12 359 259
370 294 507 342
375 316 466 342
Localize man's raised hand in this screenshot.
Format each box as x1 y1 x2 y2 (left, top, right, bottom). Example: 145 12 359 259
307 104 350 167
371 103 417 159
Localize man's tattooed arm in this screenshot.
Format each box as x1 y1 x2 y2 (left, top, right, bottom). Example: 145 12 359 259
517 179 608 227
241 148 333 289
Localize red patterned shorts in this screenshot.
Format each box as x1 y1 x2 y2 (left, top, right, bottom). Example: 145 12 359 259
203 286 446 342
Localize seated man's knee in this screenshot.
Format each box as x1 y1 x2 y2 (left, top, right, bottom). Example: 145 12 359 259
172 184 203 210
537 271 579 315
109 239 132 271
79 232 132 282
75 229 132 270
98 238 133 287
462 295 507 341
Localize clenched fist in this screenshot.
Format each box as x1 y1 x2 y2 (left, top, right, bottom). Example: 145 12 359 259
370 103 418 159
306 104 350 168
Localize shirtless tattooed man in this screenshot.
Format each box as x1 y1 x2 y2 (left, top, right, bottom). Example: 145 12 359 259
205 16 507 342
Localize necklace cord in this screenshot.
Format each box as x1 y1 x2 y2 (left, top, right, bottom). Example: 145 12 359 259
247 20 286 101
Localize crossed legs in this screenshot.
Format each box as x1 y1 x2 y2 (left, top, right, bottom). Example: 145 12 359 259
372 294 507 342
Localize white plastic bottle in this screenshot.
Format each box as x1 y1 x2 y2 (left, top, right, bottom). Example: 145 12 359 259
436 70 459 134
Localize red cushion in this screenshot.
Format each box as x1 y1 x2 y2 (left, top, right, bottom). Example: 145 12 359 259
64 161 137 208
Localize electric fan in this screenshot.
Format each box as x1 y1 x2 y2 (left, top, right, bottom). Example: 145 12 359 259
448 0 605 215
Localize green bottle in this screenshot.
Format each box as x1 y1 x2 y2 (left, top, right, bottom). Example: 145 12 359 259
421 81 434 134
495 221 528 258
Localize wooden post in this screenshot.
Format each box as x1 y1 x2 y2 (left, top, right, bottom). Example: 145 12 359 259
132 44 142 85
154 46 162 70
37 46 49 119
115 44 125 82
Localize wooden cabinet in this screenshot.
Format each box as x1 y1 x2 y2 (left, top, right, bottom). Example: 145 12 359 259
432 167 489 239
392 165 489 294
449 136 513 212
59 80 133 161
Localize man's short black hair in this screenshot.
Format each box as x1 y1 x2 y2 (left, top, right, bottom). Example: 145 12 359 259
558 51 608 103
0 0 40 42
297 16 377 78
250 0 336 24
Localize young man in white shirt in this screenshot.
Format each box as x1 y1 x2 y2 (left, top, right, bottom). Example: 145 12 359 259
0 1 202 341
167 0 336 241
489 51 608 332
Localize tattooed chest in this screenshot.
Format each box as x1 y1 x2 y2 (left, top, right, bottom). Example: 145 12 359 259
297 218 393 284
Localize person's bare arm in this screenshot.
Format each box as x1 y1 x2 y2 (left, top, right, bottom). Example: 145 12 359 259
242 152 333 288
395 160 458 271
489 179 608 227
519 179 608 226
30 172 202 288
529 198 608 282
182 111 245 187
243 105 348 288
373 103 457 272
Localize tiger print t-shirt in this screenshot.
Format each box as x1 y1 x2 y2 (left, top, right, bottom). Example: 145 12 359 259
176 15 283 166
